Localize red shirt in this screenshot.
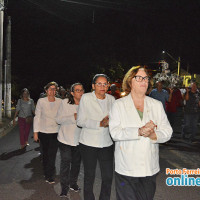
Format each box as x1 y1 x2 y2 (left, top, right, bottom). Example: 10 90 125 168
166 89 182 113
107 91 121 99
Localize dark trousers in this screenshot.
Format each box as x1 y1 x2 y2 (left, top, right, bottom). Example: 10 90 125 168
59 142 81 193
182 112 199 139
38 132 58 179
115 172 157 200
167 111 176 129
80 143 114 200
37 132 43 156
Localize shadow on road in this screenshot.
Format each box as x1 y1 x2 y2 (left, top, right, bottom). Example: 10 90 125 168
0 148 32 160
159 131 200 153
20 155 82 200
162 143 200 152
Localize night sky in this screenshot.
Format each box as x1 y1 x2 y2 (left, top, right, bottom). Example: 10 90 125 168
6 0 200 99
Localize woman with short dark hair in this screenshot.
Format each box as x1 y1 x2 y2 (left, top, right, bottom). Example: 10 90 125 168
56 83 84 198
13 88 35 149
33 81 62 184
77 74 115 200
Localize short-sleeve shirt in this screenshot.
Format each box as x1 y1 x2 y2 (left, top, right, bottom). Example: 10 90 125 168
149 89 169 110
16 99 35 118
185 91 200 114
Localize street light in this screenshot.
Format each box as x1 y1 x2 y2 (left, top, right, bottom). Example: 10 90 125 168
162 51 181 76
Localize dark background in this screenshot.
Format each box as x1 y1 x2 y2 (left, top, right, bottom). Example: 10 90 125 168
6 0 200 100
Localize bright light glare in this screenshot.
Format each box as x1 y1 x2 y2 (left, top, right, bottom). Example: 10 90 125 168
121 92 126 97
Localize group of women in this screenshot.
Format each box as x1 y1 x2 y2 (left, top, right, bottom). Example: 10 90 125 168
14 66 172 200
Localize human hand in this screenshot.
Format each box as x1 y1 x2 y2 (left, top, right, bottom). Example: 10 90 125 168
34 132 39 142
139 120 157 138
74 113 77 120
13 119 16 126
139 126 152 137
100 115 109 127
145 120 157 130
169 88 173 94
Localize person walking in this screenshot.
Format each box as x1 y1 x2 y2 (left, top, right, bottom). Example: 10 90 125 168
59 86 67 99
33 81 62 184
13 88 35 149
149 81 173 111
166 87 183 130
109 66 172 200
56 83 84 198
107 84 121 99
181 82 200 142
77 74 115 200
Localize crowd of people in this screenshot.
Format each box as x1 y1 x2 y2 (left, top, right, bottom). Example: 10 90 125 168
13 65 200 200
149 80 200 143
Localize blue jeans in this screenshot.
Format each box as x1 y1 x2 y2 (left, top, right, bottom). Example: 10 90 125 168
182 112 199 139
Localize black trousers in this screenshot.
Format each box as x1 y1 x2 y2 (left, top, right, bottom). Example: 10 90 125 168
39 132 58 179
115 172 157 200
80 143 114 200
59 142 81 193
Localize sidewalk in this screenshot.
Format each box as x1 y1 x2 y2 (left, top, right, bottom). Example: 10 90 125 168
0 110 16 138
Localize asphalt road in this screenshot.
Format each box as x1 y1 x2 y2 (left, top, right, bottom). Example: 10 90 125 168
0 121 200 200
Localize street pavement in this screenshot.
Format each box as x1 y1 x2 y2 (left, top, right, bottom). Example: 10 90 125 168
0 113 200 200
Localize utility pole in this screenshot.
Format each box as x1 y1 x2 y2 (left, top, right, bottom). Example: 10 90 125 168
5 16 11 118
177 57 181 76
0 0 4 122
4 60 6 116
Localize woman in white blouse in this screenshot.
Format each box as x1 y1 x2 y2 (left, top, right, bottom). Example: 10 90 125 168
109 66 172 200
33 81 62 184
56 83 84 198
77 74 115 200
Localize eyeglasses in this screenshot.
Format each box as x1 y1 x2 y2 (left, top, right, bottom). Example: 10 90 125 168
74 89 84 93
134 76 150 82
95 82 109 87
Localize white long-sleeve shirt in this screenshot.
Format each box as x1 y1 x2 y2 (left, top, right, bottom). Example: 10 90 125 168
56 99 81 146
109 94 172 177
33 97 62 134
77 92 115 148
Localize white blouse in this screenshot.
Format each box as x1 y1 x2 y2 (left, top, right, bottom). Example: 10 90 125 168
109 94 172 177
56 99 81 146
77 92 115 148
33 97 62 134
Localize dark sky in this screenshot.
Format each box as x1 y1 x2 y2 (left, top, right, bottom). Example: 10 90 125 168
6 0 200 98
